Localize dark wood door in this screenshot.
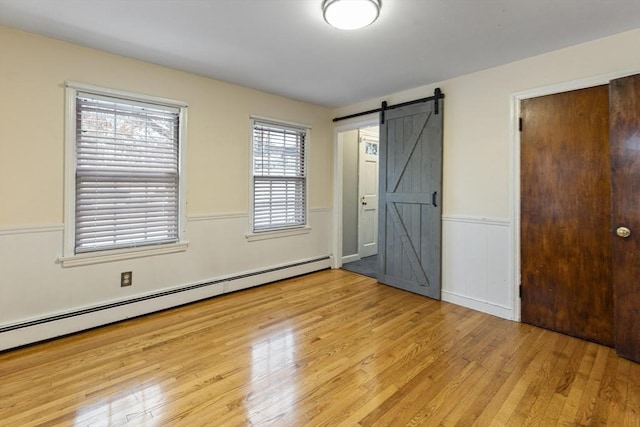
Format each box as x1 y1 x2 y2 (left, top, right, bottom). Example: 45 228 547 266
610 73 640 362
520 86 614 346
378 99 443 299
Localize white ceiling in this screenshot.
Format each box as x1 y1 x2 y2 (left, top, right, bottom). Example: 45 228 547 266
1 0 639 107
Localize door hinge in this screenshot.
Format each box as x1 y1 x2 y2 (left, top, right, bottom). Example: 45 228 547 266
518 117 523 132
519 284 523 298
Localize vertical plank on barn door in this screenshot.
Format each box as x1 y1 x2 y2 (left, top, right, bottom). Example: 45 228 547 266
520 85 614 346
378 99 443 299
610 73 640 362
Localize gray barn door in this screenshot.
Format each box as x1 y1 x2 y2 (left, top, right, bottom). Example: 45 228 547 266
378 100 443 299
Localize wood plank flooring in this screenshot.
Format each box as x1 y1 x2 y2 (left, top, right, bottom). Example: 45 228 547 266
0 269 638 426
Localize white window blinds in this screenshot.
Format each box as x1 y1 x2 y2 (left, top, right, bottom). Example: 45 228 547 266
75 92 180 253
252 120 307 232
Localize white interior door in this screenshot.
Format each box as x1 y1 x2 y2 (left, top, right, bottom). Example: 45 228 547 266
358 128 379 258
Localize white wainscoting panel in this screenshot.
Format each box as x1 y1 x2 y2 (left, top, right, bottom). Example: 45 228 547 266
0 210 332 350
442 216 514 320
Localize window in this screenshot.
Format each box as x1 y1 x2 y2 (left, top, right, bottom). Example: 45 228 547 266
62 83 187 265
251 119 308 232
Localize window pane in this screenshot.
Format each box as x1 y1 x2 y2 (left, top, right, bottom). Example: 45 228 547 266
252 121 306 232
75 93 180 253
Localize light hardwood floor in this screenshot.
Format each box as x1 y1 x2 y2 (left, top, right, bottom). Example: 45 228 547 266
1 269 638 426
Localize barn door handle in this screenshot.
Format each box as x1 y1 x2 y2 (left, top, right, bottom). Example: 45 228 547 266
432 191 438 207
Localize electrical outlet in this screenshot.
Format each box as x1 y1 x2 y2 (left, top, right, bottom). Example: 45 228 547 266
121 271 132 287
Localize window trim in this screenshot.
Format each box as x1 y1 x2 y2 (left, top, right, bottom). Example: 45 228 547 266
61 81 189 267
248 116 310 238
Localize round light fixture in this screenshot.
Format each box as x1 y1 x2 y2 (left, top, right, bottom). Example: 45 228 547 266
323 0 381 30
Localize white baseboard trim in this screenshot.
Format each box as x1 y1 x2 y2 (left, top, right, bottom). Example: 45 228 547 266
442 290 514 321
341 254 361 264
0 255 331 351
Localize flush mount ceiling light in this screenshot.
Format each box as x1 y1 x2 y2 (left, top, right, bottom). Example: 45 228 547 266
323 0 381 30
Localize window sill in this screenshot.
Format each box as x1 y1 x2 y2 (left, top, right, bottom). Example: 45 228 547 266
57 242 189 268
245 226 311 242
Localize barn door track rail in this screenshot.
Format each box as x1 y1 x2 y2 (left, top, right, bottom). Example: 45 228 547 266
332 88 444 124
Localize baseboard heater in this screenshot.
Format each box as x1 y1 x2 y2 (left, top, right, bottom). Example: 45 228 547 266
0 255 331 334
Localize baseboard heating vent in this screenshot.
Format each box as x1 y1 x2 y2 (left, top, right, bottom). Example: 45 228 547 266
0 256 331 333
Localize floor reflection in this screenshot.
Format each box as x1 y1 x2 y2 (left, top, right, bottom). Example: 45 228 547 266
248 327 297 424
74 383 164 426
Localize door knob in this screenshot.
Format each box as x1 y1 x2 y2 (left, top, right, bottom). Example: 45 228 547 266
616 226 631 238
361 197 367 206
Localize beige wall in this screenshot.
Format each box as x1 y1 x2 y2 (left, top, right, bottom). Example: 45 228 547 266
0 25 334 348
332 29 640 320
341 129 358 257
0 25 333 226
1 23 639 346
332 29 640 219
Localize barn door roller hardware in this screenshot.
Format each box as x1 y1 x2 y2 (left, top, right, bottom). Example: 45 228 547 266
332 87 445 124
